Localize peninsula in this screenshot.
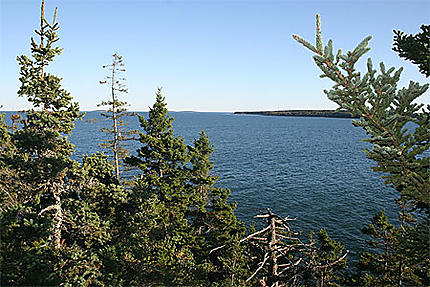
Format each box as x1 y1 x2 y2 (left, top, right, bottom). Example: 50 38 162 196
234 110 359 119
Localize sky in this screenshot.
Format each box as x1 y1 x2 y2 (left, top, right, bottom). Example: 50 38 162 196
1 0 429 112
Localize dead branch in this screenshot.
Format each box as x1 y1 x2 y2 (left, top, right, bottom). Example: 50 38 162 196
209 225 271 254
38 204 60 216
312 250 349 269
246 252 270 283
278 258 303 275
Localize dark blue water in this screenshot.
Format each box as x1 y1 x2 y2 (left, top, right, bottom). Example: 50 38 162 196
2 111 399 255
71 111 399 254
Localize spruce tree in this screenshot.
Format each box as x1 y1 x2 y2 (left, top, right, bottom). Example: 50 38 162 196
189 131 216 205
121 90 250 285
356 211 405 286
0 1 110 285
306 229 349 287
97 53 137 182
121 88 197 285
393 24 430 77
78 152 128 285
188 131 248 286
293 15 429 214
293 15 429 286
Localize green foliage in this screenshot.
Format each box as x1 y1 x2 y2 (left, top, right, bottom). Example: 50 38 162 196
119 89 248 285
357 211 402 286
126 88 189 179
189 130 216 205
7 1 430 285
393 25 430 77
293 15 429 214
353 211 427 286
189 131 248 286
294 14 430 286
397 219 430 285
119 89 196 285
306 229 348 287
0 2 113 285
2 10 250 281
0 114 20 209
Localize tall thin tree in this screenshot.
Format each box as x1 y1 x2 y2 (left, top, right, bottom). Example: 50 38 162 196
98 53 136 182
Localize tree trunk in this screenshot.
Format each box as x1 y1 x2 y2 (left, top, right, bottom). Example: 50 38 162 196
111 62 120 182
40 0 45 77
268 214 279 287
53 186 63 250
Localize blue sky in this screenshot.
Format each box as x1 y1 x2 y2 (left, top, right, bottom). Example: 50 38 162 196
1 0 429 112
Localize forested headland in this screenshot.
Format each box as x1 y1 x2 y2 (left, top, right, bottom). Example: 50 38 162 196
1 1 429 286
234 110 358 118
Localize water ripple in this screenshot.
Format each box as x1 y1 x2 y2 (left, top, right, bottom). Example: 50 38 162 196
69 111 399 254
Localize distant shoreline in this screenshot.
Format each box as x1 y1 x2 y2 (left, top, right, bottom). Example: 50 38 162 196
2 110 358 118
234 110 359 119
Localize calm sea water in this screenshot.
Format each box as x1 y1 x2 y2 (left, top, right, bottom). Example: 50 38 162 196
72 111 399 254
3 111 399 255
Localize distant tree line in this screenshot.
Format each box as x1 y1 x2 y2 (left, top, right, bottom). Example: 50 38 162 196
1 1 428 286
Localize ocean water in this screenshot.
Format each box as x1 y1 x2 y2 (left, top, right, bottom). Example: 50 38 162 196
3 111 399 254
72 111 399 254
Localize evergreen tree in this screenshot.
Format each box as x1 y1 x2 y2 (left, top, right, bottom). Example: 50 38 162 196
121 88 198 285
78 152 128 285
189 131 216 205
125 88 190 180
306 229 348 287
0 114 19 208
293 14 430 286
0 1 110 285
393 25 430 77
356 211 406 286
97 53 137 182
293 15 429 214
189 131 248 286
120 90 250 285
397 218 430 286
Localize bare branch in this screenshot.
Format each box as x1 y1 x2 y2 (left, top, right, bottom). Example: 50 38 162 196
312 250 349 269
210 225 271 254
246 252 270 283
38 204 59 216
